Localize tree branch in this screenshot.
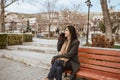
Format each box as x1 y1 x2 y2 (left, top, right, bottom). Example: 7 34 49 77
4 0 19 8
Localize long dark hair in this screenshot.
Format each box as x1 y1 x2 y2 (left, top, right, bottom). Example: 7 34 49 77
65 25 78 40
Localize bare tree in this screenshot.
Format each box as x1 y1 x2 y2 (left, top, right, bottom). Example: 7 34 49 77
4 0 19 8
42 0 57 38
100 0 112 41
59 3 83 30
0 0 19 32
0 0 5 32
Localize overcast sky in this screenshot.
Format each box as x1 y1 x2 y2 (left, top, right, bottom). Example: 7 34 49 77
5 0 120 14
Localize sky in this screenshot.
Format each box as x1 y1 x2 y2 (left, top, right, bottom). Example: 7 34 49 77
5 0 120 14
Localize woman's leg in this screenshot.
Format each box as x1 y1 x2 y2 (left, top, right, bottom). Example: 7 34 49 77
64 61 72 70
64 61 78 80
55 61 72 80
47 60 60 79
63 61 72 79
55 66 63 80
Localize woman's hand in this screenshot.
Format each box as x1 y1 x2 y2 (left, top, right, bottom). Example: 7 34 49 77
59 58 69 62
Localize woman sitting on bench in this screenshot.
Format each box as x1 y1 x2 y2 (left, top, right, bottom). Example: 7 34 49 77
45 25 80 80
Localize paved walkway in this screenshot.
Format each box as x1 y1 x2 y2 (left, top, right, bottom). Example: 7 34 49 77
0 58 49 80
0 58 73 80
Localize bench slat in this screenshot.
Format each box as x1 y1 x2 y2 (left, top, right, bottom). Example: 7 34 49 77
79 53 120 62
79 48 120 56
76 67 120 80
80 58 120 70
64 67 120 80
80 63 120 74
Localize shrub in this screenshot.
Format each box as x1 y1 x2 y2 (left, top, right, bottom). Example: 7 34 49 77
8 34 23 45
0 33 33 49
23 33 33 42
91 34 115 48
0 34 7 49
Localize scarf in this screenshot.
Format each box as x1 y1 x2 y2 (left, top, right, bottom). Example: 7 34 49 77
59 40 70 62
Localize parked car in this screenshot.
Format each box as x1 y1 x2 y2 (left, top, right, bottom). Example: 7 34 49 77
37 33 44 38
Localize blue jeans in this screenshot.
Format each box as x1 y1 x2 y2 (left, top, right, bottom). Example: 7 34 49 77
47 60 72 80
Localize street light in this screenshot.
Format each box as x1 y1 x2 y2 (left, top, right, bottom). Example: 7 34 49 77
85 0 92 45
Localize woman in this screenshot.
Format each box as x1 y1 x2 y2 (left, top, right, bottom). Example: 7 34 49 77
45 25 80 80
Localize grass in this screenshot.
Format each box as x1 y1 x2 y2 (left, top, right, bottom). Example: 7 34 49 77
114 45 120 49
83 43 91 47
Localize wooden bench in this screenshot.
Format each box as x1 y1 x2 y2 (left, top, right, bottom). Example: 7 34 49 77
65 47 120 80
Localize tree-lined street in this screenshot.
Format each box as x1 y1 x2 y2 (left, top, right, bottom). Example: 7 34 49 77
0 0 120 80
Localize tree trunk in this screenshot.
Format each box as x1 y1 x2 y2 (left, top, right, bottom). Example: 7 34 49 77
0 0 19 33
48 12 51 38
100 0 112 41
1 0 5 32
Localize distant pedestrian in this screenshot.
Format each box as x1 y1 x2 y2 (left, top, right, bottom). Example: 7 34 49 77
56 27 60 34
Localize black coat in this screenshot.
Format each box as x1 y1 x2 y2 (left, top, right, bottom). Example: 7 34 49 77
57 33 66 52
55 39 80 80
57 37 65 52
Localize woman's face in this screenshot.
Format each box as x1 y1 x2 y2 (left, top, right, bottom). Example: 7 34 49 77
64 28 71 38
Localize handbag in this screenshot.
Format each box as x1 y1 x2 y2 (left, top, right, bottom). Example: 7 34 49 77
51 57 66 66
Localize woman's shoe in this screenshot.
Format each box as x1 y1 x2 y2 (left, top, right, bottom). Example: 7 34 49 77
44 78 48 80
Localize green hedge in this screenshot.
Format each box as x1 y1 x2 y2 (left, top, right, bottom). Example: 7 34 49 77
23 33 33 42
114 45 120 49
0 33 33 49
0 34 7 49
8 34 23 45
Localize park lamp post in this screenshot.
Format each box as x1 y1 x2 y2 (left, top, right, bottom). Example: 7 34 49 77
85 0 92 45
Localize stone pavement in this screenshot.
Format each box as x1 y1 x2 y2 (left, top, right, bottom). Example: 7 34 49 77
0 58 48 80
0 58 72 80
